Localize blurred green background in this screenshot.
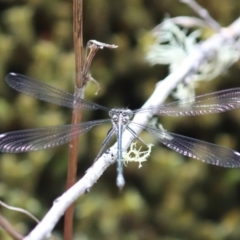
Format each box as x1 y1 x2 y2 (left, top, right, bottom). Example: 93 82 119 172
0 0 240 239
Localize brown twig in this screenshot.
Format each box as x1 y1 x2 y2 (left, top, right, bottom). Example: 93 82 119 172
64 0 84 240
64 1 118 238
0 213 23 240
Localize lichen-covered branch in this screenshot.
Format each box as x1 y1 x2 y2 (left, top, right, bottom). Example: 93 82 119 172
23 15 240 240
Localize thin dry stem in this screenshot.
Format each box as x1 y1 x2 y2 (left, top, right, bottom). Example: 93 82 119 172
64 1 84 240
180 0 221 31
0 213 23 240
0 201 39 224
65 3 118 239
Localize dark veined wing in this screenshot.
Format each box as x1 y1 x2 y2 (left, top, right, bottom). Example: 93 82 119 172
134 88 240 116
5 73 109 112
135 123 240 167
0 119 110 153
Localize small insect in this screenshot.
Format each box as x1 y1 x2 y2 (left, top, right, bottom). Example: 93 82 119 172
1 72 240 188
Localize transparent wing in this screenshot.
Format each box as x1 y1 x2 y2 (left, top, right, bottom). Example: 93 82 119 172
138 124 240 167
134 88 240 116
5 73 109 111
0 119 110 153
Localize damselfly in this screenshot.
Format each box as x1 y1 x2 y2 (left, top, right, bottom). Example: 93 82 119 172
1 73 240 188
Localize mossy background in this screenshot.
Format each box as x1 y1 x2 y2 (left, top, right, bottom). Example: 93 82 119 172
0 0 240 239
